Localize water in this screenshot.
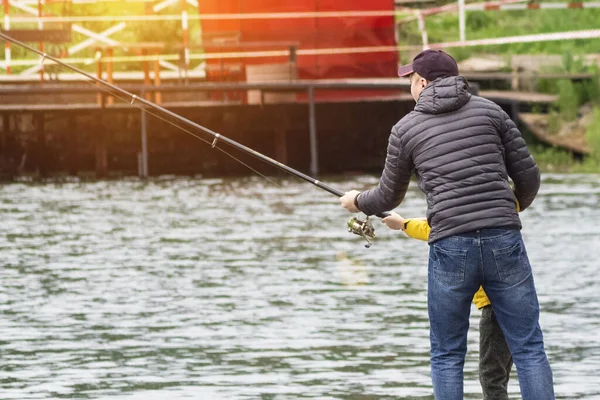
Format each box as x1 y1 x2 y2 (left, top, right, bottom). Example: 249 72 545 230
1 174 599 399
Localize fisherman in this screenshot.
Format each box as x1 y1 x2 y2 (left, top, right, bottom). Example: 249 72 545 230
5 30 551 398
339 49 554 400
382 211 514 399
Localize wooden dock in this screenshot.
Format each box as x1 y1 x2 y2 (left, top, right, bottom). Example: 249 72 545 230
0 100 244 112
0 79 564 180
0 78 560 110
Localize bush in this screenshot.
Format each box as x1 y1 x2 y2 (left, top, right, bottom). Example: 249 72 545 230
530 145 574 172
556 79 580 122
466 11 495 31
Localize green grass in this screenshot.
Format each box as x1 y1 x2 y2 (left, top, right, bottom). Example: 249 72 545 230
532 77 600 171
397 6 600 63
556 79 580 122
529 145 600 173
530 145 575 172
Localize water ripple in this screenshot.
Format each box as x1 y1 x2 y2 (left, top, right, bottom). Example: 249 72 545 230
1 174 599 399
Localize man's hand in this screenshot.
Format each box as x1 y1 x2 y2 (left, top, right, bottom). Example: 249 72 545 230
340 190 361 213
382 211 405 231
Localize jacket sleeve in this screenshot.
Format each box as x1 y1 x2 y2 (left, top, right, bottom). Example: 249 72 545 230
499 110 540 211
356 129 413 216
403 219 430 241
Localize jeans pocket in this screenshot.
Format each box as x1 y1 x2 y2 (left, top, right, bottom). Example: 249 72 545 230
430 245 467 287
492 240 531 283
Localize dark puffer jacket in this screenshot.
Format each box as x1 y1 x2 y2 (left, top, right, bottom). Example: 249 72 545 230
356 75 540 243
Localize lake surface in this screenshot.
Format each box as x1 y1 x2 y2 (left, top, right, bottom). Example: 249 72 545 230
1 173 599 399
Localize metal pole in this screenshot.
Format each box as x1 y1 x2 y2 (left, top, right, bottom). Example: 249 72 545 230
458 0 466 43
308 85 318 177
140 90 149 178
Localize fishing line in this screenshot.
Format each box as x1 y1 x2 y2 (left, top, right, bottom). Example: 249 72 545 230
95 85 282 188
0 34 291 184
61 75 281 188
136 109 283 188
0 32 387 247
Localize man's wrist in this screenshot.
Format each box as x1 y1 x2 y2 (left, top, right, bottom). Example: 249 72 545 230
353 192 361 212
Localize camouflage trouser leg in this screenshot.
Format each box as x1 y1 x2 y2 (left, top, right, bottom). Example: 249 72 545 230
479 305 513 400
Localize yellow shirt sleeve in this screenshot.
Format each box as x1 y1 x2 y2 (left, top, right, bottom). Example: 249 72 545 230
402 218 430 242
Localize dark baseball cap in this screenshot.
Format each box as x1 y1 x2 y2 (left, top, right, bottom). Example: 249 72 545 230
398 49 459 81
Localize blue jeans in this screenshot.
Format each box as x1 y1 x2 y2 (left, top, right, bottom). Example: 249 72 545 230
428 228 554 400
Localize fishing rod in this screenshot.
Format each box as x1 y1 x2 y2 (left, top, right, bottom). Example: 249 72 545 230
0 32 389 247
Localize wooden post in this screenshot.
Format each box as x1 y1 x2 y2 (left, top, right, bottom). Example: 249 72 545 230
95 96 108 178
0 113 6 161
67 115 78 177
35 113 47 177
153 51 161 105
289 46 297 82
274 108 288 166
106 47 114 105
96 48 103 105
142 48 152 101
95 131 108 178
511 65 520 91
139 90 149 179
308 86 319 177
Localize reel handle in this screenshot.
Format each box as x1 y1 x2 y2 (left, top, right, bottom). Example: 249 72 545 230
347 212 390 248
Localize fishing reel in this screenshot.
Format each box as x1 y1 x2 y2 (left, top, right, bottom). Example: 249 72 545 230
347 216 376 248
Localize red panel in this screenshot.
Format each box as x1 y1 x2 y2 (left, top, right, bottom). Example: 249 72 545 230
198 0 240 41
198 0 243 85
238 0 317 71
198 0 398 99
314 0 397 79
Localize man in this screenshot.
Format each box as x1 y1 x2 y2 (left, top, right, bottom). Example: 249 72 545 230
383 211 514 399
339 49 554 400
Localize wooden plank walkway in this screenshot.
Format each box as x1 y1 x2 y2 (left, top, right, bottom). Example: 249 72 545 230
0 91 556 112
0 78 559 111
0 100 244 112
